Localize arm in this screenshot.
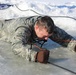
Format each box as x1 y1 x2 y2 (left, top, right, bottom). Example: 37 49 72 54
49 26 74 47
11 26 37 61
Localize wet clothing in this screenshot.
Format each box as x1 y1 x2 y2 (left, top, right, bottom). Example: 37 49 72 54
0 16 75 61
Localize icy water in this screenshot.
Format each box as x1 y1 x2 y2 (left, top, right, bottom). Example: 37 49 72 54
0 40 76 75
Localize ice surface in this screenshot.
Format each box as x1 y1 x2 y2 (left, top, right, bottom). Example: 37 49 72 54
0 40 76 75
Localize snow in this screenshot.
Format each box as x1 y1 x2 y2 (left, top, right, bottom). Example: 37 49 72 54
0 0 76 19
0 0 76 75
51 17 76 38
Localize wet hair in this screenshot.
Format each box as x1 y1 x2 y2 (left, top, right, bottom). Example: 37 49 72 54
35 16 55 34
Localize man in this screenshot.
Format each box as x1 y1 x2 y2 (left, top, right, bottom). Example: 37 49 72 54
0 16 76 63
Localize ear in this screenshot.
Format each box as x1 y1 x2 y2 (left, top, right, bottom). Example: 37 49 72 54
35 24 39 30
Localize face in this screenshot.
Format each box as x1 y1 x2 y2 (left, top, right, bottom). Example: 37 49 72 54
34 25 52 40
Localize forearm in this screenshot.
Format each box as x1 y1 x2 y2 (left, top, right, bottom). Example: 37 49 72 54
10 25 37 61
12 42 37 61
49 26 73 47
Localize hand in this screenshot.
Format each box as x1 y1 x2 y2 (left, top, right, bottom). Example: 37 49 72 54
35 49 50 63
